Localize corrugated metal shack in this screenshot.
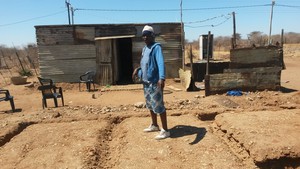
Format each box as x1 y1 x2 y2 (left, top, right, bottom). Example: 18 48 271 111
35 23 182 85
205 46 284 95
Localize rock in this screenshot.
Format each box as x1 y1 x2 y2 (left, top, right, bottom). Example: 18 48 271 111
134 102 145 108
195 95 205 98
52 112 61 118
92 94 98 99
24 82 34 88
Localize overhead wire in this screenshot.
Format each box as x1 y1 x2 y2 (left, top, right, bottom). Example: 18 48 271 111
1 3 299 27
276 3 300 9
185 13 232 28
75 4 271 12
0 10 66 27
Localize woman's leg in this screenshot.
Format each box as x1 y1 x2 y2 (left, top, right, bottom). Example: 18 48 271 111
150 110 158 126
160 111 168 130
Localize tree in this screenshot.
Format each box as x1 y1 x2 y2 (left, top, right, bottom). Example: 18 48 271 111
214 36 231 50
285 32 300 43
247 31 268 46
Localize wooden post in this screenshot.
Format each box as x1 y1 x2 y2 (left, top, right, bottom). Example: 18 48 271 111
205 31 211 96
189 45 193 80
205 75 210 96
232 12 236 49
280 29 286 69
280 29 284 47
206 31 211 76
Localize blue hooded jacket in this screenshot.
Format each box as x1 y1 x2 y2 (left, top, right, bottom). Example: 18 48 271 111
138 42 165 84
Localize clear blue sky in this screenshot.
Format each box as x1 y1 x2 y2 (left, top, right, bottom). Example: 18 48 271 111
1 0 299 48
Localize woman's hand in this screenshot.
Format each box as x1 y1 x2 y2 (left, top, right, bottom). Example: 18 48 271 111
132 67 140 80
157 79 165 89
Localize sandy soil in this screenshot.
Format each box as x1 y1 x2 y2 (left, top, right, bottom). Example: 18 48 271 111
0 47 300 169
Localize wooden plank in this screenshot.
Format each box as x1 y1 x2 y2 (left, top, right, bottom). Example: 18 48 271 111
38 45 96 60
40 59 96 75
209 73 257 91
96 40 112 63
207 67 281 94
36 27 74 45
38 44 97 83
229 46 282 68
224 67 281 73
75 26 95 42
97 64 112 86
179 68 191 91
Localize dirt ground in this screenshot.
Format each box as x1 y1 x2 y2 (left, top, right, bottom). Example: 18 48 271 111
0 45 300 169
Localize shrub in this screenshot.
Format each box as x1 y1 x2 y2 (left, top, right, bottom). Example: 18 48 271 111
18 69 33 77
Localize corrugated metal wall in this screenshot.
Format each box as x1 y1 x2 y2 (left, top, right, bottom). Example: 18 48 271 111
36 26 96 83
39 45 96 82
205 46 283 95
230 46 284 68
35 23 182 84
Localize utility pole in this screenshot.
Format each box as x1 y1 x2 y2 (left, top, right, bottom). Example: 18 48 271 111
65 0 71 25
268 1 275 45
71 6 74 24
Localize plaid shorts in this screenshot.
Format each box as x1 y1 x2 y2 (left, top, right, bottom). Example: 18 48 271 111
143 83 166 114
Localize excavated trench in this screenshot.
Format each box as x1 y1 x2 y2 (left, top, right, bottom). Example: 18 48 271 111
0 122 35 147
0 107 299 168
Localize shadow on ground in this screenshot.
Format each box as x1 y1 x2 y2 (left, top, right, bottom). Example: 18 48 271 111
280 86 298 93
169 125 207 145
0 108 22 114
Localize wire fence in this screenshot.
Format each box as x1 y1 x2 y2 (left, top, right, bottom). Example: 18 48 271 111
0 46 39 87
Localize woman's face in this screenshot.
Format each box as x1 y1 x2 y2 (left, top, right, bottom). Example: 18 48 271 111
142 34 154 45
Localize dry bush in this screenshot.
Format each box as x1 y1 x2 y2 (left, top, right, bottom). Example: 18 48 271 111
0 45 39 86
283 44 300 58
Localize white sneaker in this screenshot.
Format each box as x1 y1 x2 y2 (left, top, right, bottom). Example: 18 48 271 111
143 124 160 132
155 129 170 140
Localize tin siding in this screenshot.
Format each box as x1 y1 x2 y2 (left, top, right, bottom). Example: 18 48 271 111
36 23 183 84
39 45 96 82
95 24 137 37
74 26 95 44
205 47 283 95
230 46 283 68
207 67 281 94
36 27 74 45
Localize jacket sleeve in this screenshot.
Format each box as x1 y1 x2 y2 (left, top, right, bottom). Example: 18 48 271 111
153 45 165 80
137 68 142 79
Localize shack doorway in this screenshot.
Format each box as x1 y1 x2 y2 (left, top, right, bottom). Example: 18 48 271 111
116 38 133 85
95 35 134 86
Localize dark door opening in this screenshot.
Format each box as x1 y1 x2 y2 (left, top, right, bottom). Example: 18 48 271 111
116 38 133 85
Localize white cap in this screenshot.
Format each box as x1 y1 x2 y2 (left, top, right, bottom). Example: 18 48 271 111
142 25 154 33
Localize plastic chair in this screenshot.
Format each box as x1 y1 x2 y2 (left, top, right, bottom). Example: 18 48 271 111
0 89 15 112
79 71 96 92
37 77 64 109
